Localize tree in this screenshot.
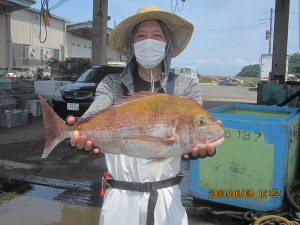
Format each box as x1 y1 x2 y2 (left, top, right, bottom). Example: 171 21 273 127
236 64 260 77
288 52 300 77
34 67 43 80
46 57 92 78
59 58 91 77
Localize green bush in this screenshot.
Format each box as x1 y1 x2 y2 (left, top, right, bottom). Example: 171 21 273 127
60 75 72 81
60 58 91 77
241 83 251 87
46 57 91 78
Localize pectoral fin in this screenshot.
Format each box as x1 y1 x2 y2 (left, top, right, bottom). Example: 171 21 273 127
116 135 176 155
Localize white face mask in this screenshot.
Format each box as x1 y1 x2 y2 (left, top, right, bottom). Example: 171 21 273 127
133 39 166 69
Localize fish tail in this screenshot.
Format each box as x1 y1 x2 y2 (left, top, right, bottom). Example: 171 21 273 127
38 95 72 158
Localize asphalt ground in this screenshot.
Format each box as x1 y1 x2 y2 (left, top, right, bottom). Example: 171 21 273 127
0 84 258 186
0 84 258 224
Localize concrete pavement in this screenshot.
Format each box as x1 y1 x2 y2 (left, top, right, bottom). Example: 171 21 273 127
0 116 107 190
0 84 258 189
0 85 258 224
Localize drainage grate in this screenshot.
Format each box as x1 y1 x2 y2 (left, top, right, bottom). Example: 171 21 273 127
52 188 103 206
53 189 92 205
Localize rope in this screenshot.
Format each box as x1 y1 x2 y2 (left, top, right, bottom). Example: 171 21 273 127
185 183 300 224
186 206 297 223
253 215 298 225
286 184 300 212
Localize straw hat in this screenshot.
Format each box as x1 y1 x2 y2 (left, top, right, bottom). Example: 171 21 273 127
108 5 194 58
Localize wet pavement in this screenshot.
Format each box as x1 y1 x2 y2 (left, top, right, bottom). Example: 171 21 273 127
0 85 264 224
0 180 101 225
0 162 248 225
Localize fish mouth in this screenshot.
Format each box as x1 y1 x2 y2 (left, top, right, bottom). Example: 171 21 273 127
210 136 225 148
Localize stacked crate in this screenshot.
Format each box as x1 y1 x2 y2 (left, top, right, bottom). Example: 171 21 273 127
0 77 31 127
0 77 20 89
1 109 30 128
0 97 17 115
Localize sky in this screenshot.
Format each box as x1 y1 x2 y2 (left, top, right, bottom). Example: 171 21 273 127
31 0 299 77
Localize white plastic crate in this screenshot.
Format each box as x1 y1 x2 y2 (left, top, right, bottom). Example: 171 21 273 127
25 99 42 117
0 104 17 115
0 97 17 106
1 109 29 128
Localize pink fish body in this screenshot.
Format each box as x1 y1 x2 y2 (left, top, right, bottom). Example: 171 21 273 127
39 92 224 164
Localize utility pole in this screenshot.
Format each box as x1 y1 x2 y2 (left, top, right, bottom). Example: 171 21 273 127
92 0 108 66
269 8 273 55
271 0 290 83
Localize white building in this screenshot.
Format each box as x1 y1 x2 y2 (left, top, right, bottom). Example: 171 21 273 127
0 0 125 77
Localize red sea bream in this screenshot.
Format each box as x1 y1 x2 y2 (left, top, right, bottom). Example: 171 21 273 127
39 92 225 164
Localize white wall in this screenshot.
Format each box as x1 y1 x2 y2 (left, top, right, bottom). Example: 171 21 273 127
0 8 125 77
10 9 65 50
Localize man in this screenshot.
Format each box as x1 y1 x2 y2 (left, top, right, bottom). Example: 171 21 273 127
67 5 221 225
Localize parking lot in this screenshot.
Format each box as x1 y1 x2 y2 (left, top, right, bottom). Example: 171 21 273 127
0 84 258 225
200 83 257 109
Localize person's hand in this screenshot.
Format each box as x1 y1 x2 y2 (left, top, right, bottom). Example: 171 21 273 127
66 116 100 154
182 120 222 160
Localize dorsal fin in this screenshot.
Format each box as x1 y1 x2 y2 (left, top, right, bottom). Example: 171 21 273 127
74 105 117 127
74 92 165 126
113 91 165 106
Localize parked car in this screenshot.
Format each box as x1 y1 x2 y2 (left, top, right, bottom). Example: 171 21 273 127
174 66 198 82
52 65 125 119
249 81 257 87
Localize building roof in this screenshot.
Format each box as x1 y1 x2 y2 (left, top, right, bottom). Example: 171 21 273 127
67 20 113 37
26 7 113 37
2 3 113 37
28 6 73 22
0 0 36 12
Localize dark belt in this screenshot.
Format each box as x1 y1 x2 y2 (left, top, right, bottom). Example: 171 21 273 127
106 173 183 225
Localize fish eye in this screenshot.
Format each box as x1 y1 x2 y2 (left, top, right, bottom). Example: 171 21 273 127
198 118 206 126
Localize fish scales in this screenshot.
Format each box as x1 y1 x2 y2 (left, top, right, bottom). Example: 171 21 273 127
38 92 225 163
76 95 187 156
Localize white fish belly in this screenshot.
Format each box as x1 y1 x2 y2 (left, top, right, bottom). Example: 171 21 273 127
104 140 186 159
82 125 187 159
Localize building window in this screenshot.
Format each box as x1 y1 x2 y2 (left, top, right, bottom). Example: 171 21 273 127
72 43 75 46
77 44 81 47
83 45 87 48
88 46 92 49
53 49 60 60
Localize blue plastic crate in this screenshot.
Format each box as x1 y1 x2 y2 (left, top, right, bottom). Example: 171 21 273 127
19 86 35 98
0 82 19 89
19 86 35 92
1 109 29 127
0 104 17 115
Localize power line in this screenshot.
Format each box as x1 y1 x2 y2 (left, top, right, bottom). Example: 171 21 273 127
39 0 50 43
186 42 266 50
193 22 298 34
49 0 68 11
194 18 269 28
192 12 269 25
192 9 298 35
193 11 297 26
194 24 268 34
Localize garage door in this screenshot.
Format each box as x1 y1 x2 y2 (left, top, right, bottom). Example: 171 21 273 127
72 37 92 58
